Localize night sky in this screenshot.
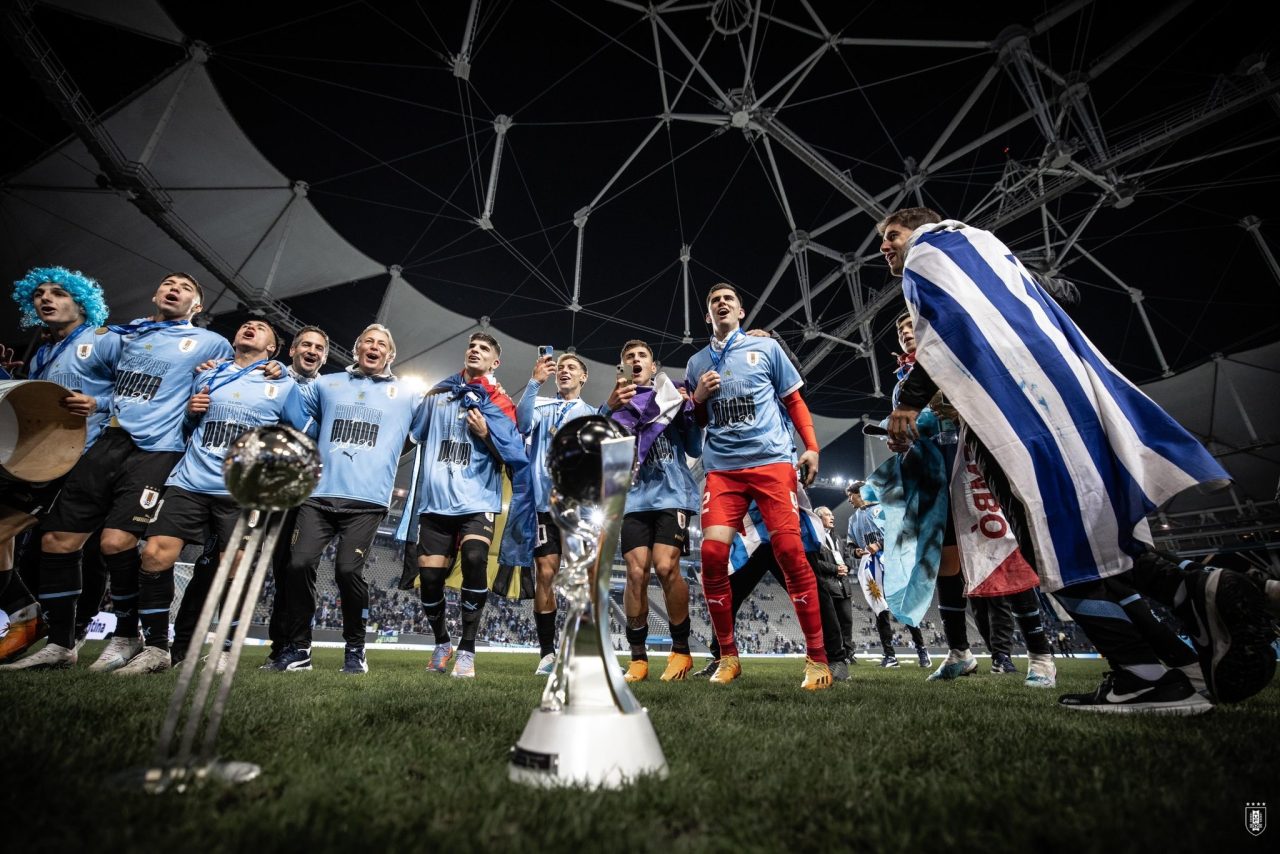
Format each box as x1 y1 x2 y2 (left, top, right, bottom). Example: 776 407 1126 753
3 1 1278 494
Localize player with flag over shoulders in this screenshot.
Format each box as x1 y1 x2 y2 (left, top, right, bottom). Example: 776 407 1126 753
685 282 832 691
881 206 1277 712
273 323 427 676
3 272 231 672
605 338 701 683
408 332 524 679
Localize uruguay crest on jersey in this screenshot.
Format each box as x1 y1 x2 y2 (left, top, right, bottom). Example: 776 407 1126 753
76 343 92 359
178 338 196 353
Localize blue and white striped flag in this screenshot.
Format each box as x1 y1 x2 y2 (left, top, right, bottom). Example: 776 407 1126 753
728 488 823 572
902 220 1229 592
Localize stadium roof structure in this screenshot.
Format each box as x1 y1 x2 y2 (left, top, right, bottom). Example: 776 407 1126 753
2 0 1278 550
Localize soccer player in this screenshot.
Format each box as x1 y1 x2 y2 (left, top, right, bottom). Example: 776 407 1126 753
516 348 597 676
3 273 231 672
605 339 700 682
685 283 831 690
274 323 426 675
0 267 118 664
261 325 329 667
117 320 304 674
415 332 522 678
882 206 1275 711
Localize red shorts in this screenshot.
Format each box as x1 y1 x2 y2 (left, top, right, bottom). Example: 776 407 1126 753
700 461 800 537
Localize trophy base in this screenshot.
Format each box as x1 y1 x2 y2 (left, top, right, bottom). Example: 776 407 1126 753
509 707 668 789
116 759 263 793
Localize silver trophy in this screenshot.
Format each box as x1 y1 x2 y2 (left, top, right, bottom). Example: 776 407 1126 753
509 415 669 788
143 424 321 792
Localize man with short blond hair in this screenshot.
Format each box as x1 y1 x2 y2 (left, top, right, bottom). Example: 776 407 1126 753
275 323 427 675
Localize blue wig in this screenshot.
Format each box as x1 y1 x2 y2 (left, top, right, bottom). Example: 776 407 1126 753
12 266 109 329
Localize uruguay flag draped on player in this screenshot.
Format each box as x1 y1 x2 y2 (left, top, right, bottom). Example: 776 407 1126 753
902 220 1229 592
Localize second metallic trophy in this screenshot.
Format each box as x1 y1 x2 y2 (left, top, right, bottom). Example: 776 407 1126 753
509 415 668 789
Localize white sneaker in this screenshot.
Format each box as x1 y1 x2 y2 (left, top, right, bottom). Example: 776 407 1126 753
0 642 77 670
534 653 555 676
202 650 232 675
113 645 172 676
89 635 143 673
1025 653 1057 688
926 648 978 681
451 650 476 679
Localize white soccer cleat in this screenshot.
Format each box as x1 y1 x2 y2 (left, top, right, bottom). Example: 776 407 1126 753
0 642 77 671
112 645 172 676
89 636 143 673
1025 654 1057 688
534 653 555 676
926 648 978 681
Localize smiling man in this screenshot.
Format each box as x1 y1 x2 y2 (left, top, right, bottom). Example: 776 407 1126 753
119 320 305 675
513 347 596 676
3 272 231 671
880 206 1276 711
274 323 427 675
261 324 329 667
0 267 119 665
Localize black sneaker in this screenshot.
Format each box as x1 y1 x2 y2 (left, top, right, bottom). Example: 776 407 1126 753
879 655 900 668
1181 568 1279 703
692 658 719 678
1058 668 1213 715
991 652 1018 674
830 660 850 682
270 645 312 672
341 645 368 675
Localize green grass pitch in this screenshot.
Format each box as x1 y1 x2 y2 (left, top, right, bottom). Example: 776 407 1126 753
3 645 1276 852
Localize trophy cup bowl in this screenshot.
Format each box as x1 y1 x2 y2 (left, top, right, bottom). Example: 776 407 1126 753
223 424 323 511
509 415 669 789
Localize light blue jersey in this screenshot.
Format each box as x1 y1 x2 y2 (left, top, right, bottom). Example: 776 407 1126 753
626 418 701 513
167 365 307 495
847 505 885 551
28 324 121 451
300 368 427 507
111 321 233 452
683 332 802 473
416 382 519 515
516 380 598 513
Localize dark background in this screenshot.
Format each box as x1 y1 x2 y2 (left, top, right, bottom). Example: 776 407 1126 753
4 0 1278 494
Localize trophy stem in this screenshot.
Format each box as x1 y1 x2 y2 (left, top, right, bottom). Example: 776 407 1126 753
143 509 287 791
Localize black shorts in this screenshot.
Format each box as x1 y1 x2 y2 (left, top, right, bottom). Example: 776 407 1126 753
0 474 65 518
533 511 561 559
144 486 240 549
417 511 496 558
42 428 183 536
621 508 691 555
